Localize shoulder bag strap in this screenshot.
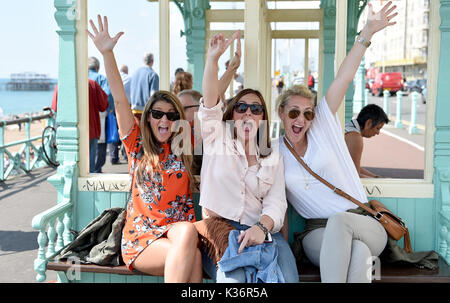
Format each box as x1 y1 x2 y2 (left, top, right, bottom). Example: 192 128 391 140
282 136 378 217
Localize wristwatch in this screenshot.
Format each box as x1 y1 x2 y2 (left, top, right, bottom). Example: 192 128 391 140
356 35 371 48
255 222 269 239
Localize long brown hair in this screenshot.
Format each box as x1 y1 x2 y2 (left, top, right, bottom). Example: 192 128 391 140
222 88 272 158
136 90 194 189
172 71 193 95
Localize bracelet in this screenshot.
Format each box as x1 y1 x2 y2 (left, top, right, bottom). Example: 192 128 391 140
255 222 269 238
355 35 371 48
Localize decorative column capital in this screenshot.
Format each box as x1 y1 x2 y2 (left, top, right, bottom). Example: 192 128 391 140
54 0 77 35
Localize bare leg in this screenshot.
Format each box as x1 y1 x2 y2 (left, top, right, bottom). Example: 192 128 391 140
188 248 204 283
132 222 201 283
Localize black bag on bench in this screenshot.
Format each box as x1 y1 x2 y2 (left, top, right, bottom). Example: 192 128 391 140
58 207 126 266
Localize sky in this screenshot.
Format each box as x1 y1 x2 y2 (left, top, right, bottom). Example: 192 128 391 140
0 0 321 80
0 0 189 79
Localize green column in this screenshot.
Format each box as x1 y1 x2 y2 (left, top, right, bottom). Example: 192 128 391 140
320 0 336 96
353 57 366 114
50 0 78 206
345 0 368 122
435 0 450 265
175 0 210 92
54 0 79 164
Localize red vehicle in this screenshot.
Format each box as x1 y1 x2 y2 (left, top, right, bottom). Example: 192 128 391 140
370 72 403 96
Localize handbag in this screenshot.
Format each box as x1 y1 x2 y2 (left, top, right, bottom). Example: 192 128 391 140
283 137 412 253
106 112 119 143
194 217 235 264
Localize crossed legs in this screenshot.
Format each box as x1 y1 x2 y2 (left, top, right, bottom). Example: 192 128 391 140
302 212 387 283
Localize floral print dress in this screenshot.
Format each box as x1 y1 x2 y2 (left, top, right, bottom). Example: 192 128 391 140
120 121 196 270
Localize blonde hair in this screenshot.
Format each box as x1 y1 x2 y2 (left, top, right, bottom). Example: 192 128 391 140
136 90 194 190
276 84 316 114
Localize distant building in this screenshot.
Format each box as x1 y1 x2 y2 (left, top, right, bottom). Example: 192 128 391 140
363 0 430 80
5 72 56 91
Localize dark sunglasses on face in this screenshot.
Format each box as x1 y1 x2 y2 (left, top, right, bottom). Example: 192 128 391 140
233 102 264 115
149 109 180 121
288 108 315 121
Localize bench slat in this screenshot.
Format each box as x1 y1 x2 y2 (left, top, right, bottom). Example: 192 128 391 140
298 257 450 283
48 257 450 283
47 261 147 276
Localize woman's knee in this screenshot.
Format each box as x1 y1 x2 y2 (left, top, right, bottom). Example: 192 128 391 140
327 212 353 229
169 221 199 248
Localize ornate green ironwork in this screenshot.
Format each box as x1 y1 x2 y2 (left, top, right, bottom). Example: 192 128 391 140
173 0 210 91
0 112 55 181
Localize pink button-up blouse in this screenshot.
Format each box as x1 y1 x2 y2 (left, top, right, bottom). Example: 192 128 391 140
197 100 287 232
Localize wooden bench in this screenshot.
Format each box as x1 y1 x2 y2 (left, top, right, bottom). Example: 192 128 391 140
34 182 450 283
47 256 450 283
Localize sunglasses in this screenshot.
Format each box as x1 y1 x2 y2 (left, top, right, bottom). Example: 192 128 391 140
288 109 315 121
234 102 264 115
149 109 180 121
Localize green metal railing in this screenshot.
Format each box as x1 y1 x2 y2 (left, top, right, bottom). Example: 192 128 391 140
0 109 56 181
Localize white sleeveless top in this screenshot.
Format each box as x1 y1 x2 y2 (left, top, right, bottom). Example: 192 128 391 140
274 97 368 219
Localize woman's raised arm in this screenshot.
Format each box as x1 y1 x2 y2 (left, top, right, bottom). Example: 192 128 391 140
87 15 134 137
325 1 398 114
218 35 242 102
202 31 240 109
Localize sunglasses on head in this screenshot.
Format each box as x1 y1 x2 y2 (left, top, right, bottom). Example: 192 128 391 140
233 102 264 115
149 109 180 121
288 108 315 121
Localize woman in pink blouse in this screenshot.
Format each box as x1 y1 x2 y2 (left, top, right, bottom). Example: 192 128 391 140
198 31 298 282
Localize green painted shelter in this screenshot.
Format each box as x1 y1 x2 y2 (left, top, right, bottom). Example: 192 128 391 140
32 0 450 283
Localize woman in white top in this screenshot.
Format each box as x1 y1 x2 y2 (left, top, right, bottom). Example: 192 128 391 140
199 31 298 282
276 2 398 283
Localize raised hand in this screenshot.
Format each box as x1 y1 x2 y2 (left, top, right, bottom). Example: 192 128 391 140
365 1 398 36
227 30 242 71
207 31 240 62
87 15 124 54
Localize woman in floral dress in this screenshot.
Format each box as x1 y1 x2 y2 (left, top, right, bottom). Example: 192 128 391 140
88 15 201 283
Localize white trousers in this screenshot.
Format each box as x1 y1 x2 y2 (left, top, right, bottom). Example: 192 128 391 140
302 212 388 283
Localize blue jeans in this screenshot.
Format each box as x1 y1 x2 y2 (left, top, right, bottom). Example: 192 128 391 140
201 220 299 283
93 142 107 173
109 142 120 164
89 138 98 173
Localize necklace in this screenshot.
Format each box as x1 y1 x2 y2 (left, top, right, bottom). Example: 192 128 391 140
302 165 311 190
285 136 311 190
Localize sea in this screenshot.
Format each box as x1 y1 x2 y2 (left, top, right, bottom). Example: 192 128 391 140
0 78 56 118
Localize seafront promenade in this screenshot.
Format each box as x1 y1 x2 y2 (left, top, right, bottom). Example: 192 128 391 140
0 157 128 283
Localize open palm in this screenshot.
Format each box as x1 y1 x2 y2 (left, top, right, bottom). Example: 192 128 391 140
366 1 398 35
207 31 240 61
87 15 124 54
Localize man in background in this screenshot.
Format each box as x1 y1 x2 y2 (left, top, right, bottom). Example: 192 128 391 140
178 89 202 176
345 104 389 178
51 80 108 173
119 64 131 103
129 53 159 121
89 57 120 170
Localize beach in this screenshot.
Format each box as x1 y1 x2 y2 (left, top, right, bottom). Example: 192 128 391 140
2 120 46 154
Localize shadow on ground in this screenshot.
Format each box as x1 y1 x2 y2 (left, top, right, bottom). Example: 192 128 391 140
0 230 39 255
